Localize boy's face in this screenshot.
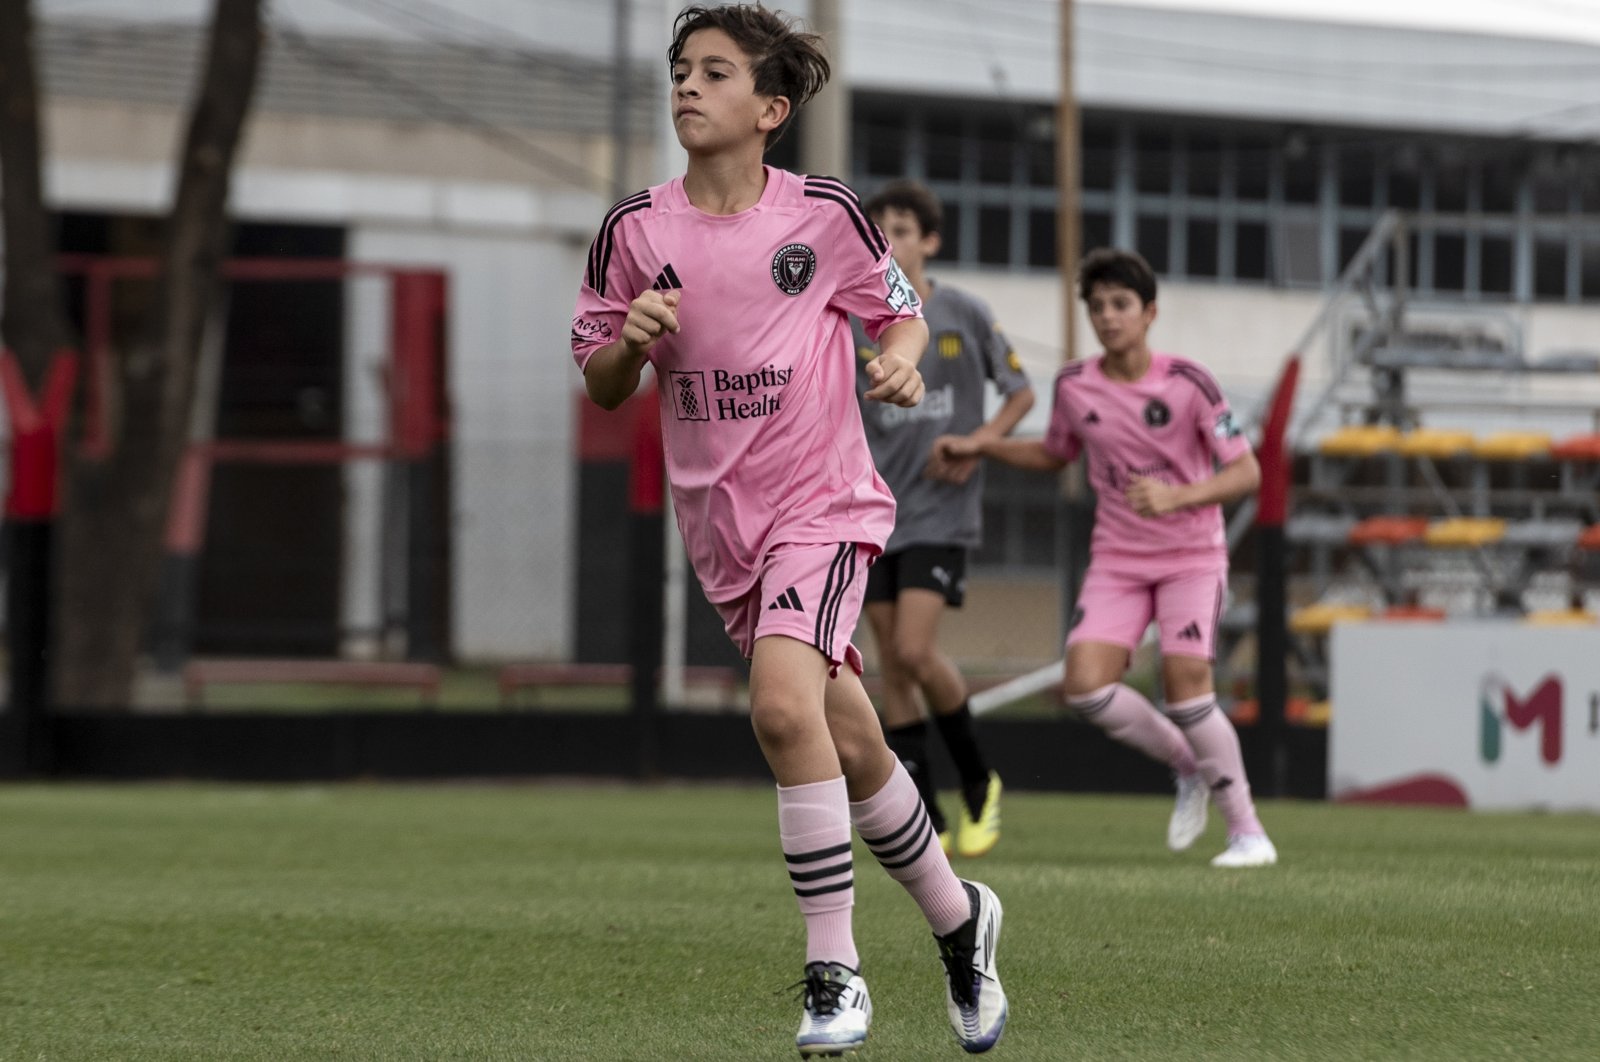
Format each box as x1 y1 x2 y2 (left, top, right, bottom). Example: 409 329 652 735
871 207 940 274
671 29 788 155
1084 280 1157 355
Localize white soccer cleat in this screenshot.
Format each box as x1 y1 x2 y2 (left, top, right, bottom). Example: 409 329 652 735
1167 773 1209 852
936 880 1008 1053
794 961 871 1058
1210 833 1278 868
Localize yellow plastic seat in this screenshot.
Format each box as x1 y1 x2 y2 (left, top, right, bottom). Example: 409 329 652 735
1289 602 1372 635
1473 431 1552 461
1524 608 1598 626
1396 428 1475 459
1302 700 1332 728
1317 424 1402 457
1424 517 1506 548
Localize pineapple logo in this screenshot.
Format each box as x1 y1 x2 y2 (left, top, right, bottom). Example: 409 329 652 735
668 371 710 422
1479 673 1562 766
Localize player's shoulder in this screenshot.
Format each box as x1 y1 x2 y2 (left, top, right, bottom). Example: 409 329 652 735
797 173 888 258
1055 355 1098 387
930 282 993 321
1158 352 1225 404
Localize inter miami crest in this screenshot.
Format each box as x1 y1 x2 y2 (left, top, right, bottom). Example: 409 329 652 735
1143 398 1172 428
771 243 817 296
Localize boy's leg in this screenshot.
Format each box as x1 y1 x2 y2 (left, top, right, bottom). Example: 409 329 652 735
720 557 876 1054
887 546 999 856
1155 568 1275 867
864 595 948 841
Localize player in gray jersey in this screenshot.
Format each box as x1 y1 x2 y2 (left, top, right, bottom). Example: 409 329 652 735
854 180 1034 858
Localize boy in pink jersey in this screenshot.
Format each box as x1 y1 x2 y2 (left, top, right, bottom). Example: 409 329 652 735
570 6 1008 1056
939 248 1277 869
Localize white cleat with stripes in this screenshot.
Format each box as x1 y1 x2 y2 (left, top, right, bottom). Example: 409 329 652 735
936 880 1008 1053
794 961 871 1058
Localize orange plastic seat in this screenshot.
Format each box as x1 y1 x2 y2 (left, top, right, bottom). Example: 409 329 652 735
1424 517 1507 548
1317 424 1402 457
1579 525 1600 552
1289 602 1373 635
1348 515 1430 546
1473 431 1552 460
1550 433 1600 461
1397 428 1475 459
1524 608 1598 626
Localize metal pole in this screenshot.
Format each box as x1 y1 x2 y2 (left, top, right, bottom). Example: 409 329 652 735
800 0 848 178
1058 0 1091 635
612 0 633 200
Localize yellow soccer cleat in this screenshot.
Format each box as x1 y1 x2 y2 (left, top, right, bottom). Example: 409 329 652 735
956 773 1002 859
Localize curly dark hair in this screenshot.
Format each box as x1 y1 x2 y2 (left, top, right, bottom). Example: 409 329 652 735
668 4 830 149
863 179 943 237
1078 247 1158 305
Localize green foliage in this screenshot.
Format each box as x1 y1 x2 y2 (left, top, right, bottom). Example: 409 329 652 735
0 785 1595 1060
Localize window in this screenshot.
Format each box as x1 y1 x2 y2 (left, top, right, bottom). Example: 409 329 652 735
1284 141 1319 204
1187 132 1223 199
937 203 963 263
926 111 964 181
1236 221 1268 280
1435 233 1466 292
1236 135 1272 200
1186 218 1219 278
1082 120 1117 191
1137 216 1170 273
1534 238 1568 300
1339 145 1375 208
1082 210 1112 254
1029 209 1057 268
1480 236 1514 296
1582 240 1600 299
1136 128 1173 195
978 206 1011 265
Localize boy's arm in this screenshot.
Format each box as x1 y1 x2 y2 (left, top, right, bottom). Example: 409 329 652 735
581 290 680 410
1126 451 1260 518
927 386 1035 484
863 317 928 407
938 433 1066 473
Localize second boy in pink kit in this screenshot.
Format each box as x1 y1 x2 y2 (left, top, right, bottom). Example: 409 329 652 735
940 248 1277 869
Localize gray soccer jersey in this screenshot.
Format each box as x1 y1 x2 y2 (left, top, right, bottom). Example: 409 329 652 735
854 282 1031 551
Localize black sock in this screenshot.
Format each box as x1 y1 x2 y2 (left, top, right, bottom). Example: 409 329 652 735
933 701 991 819
884 721 945 832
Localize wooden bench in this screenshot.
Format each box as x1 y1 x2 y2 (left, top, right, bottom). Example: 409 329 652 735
182 659 442 708
496 662 742 708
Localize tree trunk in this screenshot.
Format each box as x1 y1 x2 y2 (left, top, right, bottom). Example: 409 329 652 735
53 0 265 708
0 0 75 380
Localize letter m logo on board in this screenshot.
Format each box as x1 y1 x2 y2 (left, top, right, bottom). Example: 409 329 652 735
1479 673 1562 765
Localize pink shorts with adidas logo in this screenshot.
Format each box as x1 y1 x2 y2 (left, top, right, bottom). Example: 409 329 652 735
713 541 875 677
1066 552 1228 661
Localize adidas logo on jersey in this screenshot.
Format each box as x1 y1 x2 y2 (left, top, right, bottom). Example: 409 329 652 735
1084 410 1101 425
1177 621 1203 641
651 263 683 291
767 587 805 612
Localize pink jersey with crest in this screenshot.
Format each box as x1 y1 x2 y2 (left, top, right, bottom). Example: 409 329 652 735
571 167 923 602
1042 352 1251 561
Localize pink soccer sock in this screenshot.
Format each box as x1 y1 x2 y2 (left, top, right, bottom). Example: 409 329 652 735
778 776 858 969
849 760 971 936
1165 694 1264 837
1067 683 1199 777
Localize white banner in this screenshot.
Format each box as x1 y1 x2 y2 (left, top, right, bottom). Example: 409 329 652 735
1329 623 1600 811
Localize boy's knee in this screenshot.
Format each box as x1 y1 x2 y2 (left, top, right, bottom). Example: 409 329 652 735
892 637 936 678
749 692 819 749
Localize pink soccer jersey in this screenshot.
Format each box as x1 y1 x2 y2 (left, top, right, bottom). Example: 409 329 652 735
571 167 923 602
1042 352 1251 560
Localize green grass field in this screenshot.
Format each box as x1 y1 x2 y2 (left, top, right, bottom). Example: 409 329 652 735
1 784 1595 1061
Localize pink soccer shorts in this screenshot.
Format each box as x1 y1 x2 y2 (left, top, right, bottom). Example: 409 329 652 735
713 541 875 676
1066 553 1228 661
